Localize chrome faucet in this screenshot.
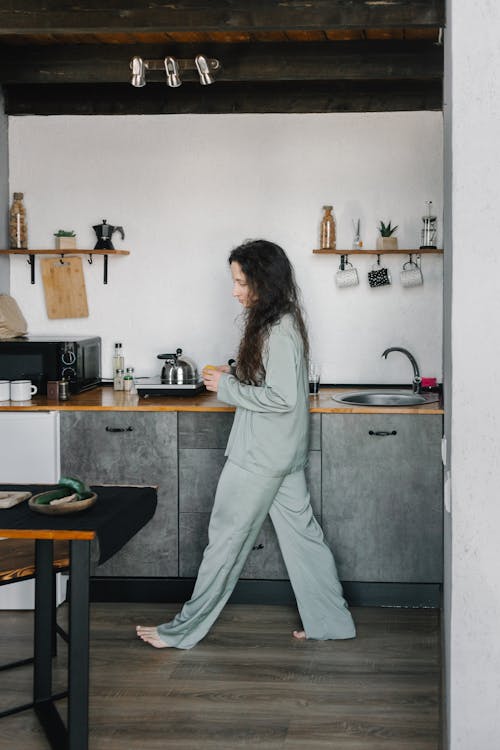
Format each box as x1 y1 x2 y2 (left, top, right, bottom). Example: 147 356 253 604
381 347 422 393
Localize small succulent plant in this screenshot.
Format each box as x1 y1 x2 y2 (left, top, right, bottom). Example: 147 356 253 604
54 229 76 237
378 220 398 237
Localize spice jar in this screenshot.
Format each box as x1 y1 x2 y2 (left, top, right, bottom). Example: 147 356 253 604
113 368 125 391
123 367 135 393
58 379 69 401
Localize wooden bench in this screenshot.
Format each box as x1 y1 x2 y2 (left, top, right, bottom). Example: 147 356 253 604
0 538 70 718
0 538 69 585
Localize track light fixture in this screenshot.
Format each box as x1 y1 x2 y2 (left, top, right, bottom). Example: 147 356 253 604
130 56 146 88
129 55 220 87
195 54 214 86
164 56 182 87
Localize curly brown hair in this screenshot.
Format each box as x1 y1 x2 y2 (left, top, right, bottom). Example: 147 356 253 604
229 239 309 384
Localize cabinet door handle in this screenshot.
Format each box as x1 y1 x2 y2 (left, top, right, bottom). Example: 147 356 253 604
368 430 397 436
105 426 134 433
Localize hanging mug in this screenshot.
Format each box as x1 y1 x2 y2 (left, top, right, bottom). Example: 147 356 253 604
335 261 359 288
400 259 423 287
368 259 391 288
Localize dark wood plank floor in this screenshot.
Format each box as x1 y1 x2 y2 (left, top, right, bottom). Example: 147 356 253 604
0 604 441 749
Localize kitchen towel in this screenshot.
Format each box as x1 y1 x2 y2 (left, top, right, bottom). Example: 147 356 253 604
0 294 28 338
0 491 32 509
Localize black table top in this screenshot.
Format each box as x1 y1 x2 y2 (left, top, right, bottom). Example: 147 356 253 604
0 484 158 564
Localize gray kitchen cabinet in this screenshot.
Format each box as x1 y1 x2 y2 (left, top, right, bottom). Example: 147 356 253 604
178 412 322 579
321 413 443 583
60 411 178 577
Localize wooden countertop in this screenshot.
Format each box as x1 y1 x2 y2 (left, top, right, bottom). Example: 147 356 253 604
0 386 444 414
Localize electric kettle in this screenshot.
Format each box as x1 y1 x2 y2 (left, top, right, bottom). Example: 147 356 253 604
158 348 200 385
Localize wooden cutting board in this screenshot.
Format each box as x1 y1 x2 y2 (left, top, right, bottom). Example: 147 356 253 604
40 256 89 319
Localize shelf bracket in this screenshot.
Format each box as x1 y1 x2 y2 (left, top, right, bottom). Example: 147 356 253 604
27 254 35 284
1 248 129 285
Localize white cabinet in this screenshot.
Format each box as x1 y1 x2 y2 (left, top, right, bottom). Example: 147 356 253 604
0 411 60 482
0 411 63 608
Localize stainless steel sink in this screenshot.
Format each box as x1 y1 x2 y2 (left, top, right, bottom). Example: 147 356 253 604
333 390 438 407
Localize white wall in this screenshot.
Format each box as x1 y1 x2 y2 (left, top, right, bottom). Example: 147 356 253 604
8 112 442 384
446 0 500 747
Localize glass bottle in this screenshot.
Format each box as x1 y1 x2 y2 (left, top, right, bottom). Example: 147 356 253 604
112 343 124 376
9 192 28 249
123 367 135 393
320 205 336 250
113 368 124 391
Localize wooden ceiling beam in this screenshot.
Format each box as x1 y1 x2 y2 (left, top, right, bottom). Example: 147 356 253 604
0 1 445 36
0 42 443 85
3 81 443 115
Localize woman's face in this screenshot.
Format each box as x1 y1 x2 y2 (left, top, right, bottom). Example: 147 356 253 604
230 261 256 307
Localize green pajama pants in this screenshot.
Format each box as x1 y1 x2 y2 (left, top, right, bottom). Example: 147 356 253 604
157 459 356 649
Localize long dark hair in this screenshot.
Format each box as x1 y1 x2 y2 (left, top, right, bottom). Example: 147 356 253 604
229 239 309 383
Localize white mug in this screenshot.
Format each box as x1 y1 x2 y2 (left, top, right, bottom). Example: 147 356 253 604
10 380 38 401
0 380 10 401
400 261 424 287
335 263 359 288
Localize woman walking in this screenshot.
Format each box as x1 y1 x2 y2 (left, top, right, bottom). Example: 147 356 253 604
137 239 355 649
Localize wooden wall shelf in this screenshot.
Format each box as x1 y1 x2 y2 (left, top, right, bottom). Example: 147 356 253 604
312 248 443 255
0 249 130 284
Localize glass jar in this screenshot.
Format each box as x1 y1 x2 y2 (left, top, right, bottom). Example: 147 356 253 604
320 205 336 250
9 192 28 249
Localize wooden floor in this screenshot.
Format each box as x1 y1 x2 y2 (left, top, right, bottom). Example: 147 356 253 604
0 603 441 749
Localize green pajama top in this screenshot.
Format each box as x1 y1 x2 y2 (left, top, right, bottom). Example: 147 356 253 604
217 313 310 478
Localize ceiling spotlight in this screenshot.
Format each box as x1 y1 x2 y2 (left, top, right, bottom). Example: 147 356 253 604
164 56 182 87
195 54 214 85
130 56 146 87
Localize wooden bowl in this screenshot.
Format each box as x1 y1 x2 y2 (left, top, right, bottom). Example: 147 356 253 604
28 491 97 515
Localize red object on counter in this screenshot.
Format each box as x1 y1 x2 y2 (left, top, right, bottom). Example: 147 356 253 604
421 377 437 388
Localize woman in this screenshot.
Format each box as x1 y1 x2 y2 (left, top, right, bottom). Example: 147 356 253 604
137 239 355 649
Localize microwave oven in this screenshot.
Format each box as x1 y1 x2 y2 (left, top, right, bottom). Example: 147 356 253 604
0 335 101 394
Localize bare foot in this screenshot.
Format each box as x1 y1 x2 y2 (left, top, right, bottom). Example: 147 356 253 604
292 630 306 640
136 625 171 649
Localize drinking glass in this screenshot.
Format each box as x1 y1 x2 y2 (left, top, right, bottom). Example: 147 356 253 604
309 363 321 395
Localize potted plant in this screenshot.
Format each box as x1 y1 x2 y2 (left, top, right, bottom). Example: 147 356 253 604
376 220 398 251
54 229 76 251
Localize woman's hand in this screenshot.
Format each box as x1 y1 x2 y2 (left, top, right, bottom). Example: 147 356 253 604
202 364 227 392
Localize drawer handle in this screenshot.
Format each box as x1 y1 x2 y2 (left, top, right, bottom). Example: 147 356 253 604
368 430 397 436
105 426 134 433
